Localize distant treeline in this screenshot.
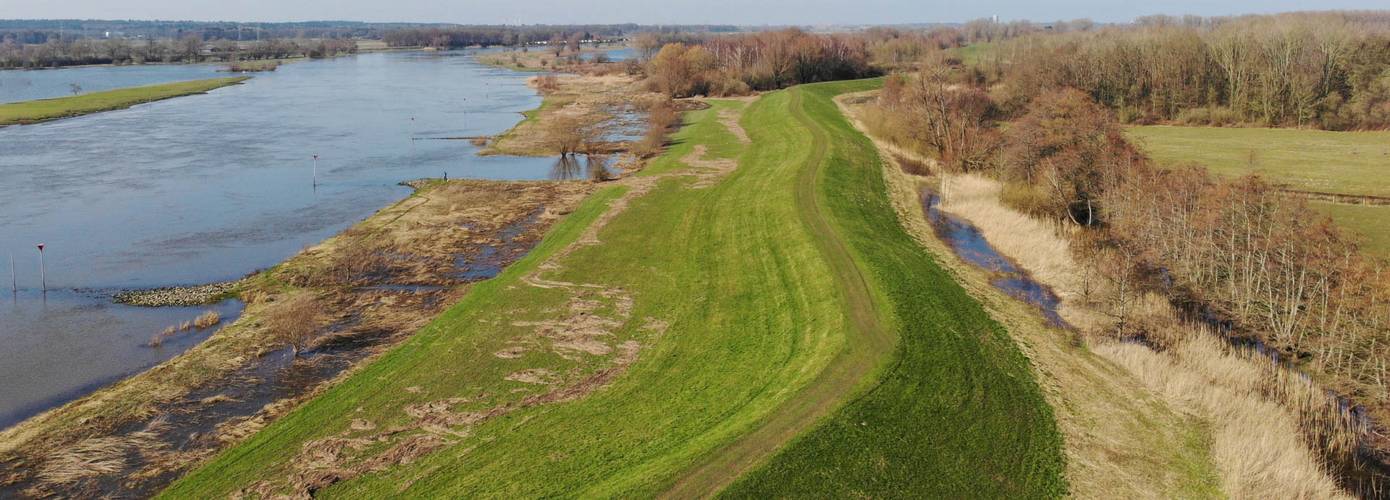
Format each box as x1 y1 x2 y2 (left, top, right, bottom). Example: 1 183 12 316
0 19 446 42
380 25 737 48
977 11 1390 129
631 18 1055 97
0 37 357 69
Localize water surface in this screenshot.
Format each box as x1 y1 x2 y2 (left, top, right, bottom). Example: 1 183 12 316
0 63 224 103
921 190 1068 328
0 50 564 428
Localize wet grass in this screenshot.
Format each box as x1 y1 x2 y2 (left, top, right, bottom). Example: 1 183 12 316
1126 125 1390 198
0 77 249 126
164 82 1063 498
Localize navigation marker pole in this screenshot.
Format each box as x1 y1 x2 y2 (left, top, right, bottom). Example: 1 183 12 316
313 154 319 188
10 253 16 293
36 244 45 293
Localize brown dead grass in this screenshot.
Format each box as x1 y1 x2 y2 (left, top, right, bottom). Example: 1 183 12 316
1098 335 1351 499
484 74 663 158
682 145 740 189
718 108 750 145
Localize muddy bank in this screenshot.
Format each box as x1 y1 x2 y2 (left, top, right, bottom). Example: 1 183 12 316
0 180 593 498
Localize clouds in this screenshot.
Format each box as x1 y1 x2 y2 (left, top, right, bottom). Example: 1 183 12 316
2 0 1385 24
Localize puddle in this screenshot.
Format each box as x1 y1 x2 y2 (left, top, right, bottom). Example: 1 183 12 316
550 154 620 180
921 189 1068 328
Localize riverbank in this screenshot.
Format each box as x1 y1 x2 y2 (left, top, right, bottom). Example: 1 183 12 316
0 77 249 126
481 73 665 157
474 44 629 72
0 179 594 497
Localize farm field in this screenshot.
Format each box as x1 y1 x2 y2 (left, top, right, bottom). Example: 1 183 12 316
1311 202 1390 259
1126 125 1390 198
0 77 249 126
164 81 1063 497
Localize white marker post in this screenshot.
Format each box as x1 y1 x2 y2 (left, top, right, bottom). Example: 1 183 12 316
36 244 45 293
313 154 319 188
9 253 15 293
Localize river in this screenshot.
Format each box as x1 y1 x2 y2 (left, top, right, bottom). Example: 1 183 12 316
0 50 572 428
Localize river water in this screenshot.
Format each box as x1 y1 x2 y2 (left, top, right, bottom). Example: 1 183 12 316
0 63 226 104
0 50 571 428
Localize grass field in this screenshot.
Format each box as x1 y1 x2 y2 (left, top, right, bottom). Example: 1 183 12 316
720 81 1064 497
0 77 249 126
949 42 998 66
1126 125 1390 198
163 82 1063 497
1311 202 1390 259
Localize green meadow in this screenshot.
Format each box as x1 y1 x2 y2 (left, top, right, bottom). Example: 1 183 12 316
0 77 249 126
1126 125 1390 198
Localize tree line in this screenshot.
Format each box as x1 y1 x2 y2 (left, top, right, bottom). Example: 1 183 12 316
865 24 1390 430
977 11 1390 129
642 29 878 97
0 36 357 69
382 25 631 49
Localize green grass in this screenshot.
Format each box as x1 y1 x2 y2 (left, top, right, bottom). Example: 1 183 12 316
163 82 1063 498
0 77 250 126
1310 202 1390 259
949 42 998 66
721 81 1065 498
1126 125 1390 198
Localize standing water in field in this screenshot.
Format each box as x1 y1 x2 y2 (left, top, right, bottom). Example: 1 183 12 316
920 190 1069 328
0 50 569 429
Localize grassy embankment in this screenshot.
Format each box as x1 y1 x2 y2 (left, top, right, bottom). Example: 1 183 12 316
0 77 249 126
166 81 1063 497
835 89 1225 498
1126 125 1390 258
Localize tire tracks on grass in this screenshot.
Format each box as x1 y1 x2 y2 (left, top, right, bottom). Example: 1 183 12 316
661 88 894 498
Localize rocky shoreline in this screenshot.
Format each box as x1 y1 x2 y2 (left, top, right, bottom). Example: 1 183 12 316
112 280 240 307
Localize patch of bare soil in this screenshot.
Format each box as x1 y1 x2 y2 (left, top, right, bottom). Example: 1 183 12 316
682 145 740 189
0 180 593 499
718 109 750 145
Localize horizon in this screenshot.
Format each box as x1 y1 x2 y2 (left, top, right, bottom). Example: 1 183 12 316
3 1 1388 26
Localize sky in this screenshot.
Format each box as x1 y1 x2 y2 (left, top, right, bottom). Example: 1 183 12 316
2 0 1386 25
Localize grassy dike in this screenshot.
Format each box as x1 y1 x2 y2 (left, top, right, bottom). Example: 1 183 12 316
721 81 1065 497
0 77 249 126
163 81 1063 497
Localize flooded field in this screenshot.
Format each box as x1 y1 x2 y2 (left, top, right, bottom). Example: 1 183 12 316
0 50 568 428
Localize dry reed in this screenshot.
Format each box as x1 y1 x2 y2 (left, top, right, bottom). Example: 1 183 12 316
193 311 221 330
934 171 1355 497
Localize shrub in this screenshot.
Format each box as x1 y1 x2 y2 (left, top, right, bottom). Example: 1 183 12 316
264 293 324 356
